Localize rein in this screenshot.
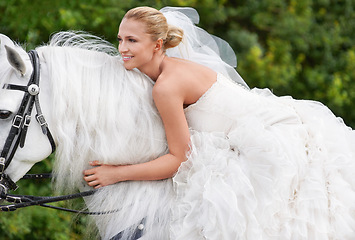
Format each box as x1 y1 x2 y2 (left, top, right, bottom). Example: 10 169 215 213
0 50 106 215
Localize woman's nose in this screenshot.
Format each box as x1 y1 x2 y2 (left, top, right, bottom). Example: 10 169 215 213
118 41 128 53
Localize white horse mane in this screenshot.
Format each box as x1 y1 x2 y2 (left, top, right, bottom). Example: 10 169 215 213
47 31 119 56
37 31 167 193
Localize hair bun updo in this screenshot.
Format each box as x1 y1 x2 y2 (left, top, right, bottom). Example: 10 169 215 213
164 25 184 50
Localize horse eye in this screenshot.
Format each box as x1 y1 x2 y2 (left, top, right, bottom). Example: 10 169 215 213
0 110 12 119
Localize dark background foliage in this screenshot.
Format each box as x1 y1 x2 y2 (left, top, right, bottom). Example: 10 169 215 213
1 0 354 239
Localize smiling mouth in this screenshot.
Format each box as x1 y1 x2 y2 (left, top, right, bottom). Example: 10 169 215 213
122 56 133 61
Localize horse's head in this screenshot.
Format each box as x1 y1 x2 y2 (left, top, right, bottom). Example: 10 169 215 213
0 34 54 188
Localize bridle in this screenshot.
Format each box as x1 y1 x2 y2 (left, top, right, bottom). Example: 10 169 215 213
0 50 100 214
0 50 55 192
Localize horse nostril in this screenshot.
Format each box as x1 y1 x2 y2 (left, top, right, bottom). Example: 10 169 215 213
0 110 12 119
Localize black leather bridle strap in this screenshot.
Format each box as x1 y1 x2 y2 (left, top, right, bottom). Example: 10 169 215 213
0 50 55 174
0 189 98 212
0 51 37 169
3 84 27 91
0 89 34 168
0 189 123 216
0 83 35 191
34 93 56 152
0 175 120 215
21 173 52 179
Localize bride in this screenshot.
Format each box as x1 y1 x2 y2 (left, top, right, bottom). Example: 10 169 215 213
83 6 355 239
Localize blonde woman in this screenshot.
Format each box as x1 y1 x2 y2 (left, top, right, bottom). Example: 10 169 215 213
84 6 355 240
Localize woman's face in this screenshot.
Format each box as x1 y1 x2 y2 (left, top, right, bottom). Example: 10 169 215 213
118 18 157 71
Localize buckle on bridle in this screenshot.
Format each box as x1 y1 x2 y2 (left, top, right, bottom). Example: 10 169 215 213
0 157 4 171
24 115 31 127
12 115 23 128
36 114 47 127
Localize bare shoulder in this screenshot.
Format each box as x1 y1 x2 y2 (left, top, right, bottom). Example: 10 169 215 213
152 73 184 115
153 57 217 106
152 73 181 100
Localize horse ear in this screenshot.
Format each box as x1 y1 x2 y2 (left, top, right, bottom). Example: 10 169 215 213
5 45 26 76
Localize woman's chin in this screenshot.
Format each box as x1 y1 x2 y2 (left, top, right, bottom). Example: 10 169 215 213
123 63 135 70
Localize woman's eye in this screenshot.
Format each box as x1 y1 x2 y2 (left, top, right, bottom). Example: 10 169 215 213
117 37 122 42
129 39 137 43
0 110 12 119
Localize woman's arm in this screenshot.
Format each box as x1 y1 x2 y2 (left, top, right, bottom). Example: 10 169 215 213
83 76 190 188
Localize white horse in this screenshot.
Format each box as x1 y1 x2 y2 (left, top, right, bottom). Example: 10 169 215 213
0 32 173 239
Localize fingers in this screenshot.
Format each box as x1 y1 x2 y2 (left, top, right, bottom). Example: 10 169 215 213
87 180 100 187
83 168 94 176
83 166 98 186
89 181 102 189
83 174 96 182
83 162 101 175
84 175 102 188
90 160 101 166
83 162 118 189
83 164 104 189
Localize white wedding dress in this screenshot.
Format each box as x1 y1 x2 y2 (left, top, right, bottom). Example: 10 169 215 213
170 73 355 239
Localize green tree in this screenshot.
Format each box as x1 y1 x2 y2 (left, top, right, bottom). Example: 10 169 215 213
219 0 355 127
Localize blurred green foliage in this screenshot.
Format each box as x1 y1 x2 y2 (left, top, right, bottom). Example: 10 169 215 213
0 0 354 239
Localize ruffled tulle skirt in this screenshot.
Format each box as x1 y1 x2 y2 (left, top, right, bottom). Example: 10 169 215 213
171 92 355 240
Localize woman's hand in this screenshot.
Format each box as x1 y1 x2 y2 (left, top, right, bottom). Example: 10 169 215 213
83 161 126 189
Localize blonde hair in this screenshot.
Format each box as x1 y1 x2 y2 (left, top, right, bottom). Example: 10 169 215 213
124 6 184 50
